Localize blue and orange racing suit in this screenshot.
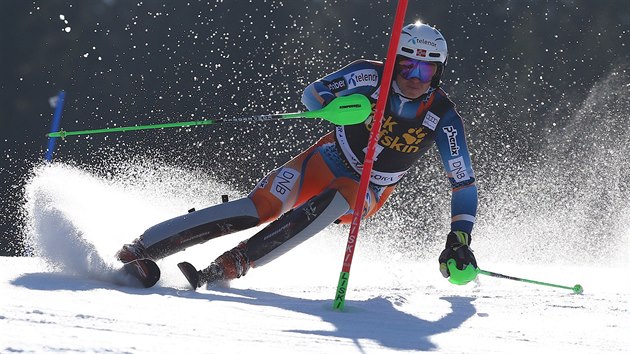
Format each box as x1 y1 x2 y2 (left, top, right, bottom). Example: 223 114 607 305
135 59 478 273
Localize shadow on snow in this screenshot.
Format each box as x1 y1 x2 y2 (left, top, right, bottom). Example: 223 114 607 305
13 272 477 351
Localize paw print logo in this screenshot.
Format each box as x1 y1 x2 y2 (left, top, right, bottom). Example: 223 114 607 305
402 128 426 145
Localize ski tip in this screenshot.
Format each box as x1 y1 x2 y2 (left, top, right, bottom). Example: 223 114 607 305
177 262 200 290
122 259 161 288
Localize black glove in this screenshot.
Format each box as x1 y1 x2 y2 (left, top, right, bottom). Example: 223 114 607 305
439 231 478 284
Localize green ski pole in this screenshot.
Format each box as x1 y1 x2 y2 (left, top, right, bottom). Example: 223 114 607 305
478 269 584 294
46 94 371 139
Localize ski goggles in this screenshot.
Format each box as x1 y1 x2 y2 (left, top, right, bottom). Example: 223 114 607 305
397 58 437 83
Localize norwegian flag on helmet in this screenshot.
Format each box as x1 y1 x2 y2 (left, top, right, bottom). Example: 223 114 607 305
416 48 427 57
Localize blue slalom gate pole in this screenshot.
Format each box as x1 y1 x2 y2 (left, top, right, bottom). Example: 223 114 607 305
44 91 66 161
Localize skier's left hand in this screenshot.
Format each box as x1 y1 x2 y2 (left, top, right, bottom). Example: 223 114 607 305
439 231 478 285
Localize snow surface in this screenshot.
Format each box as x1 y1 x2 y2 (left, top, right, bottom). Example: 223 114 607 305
3 163 629 353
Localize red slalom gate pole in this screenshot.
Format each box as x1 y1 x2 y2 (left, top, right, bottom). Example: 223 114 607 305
333 0 408 311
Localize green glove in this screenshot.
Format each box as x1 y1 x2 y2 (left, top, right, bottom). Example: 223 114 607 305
438 231 479 285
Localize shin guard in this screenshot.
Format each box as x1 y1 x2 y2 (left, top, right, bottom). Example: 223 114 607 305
242 188 350 267
140 198 260 259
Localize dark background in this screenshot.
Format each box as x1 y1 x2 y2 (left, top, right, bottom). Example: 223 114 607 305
2 0 629 256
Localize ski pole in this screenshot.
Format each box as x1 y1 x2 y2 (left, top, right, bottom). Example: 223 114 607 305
46 94 371 139
333 0 408 311
478 269 584 294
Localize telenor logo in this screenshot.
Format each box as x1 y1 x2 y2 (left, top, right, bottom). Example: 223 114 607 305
344 69 378 89
409 37 437 47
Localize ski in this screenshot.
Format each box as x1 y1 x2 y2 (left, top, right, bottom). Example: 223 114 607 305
177 261 201 289
120 259 161 288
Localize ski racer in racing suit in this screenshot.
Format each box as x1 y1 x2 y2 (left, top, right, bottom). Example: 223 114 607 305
116 22 479 288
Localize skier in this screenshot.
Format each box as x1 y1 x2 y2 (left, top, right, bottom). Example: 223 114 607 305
116 22 479 288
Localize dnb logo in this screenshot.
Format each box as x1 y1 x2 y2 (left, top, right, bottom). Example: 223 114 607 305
271 168 300 202
447 156 469 183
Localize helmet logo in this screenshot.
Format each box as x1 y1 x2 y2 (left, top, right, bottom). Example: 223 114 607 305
408 37 437 47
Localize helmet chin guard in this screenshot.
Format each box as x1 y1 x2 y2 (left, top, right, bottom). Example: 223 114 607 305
397 22 448 87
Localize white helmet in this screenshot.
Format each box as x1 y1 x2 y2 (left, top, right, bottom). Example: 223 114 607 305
397 22 448 86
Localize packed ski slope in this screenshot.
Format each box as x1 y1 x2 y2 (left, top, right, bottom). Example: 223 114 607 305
2 163 628 353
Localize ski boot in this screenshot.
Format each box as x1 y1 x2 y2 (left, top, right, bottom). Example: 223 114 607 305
115 241 160 288
116 240 150 263
178 245 250 289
